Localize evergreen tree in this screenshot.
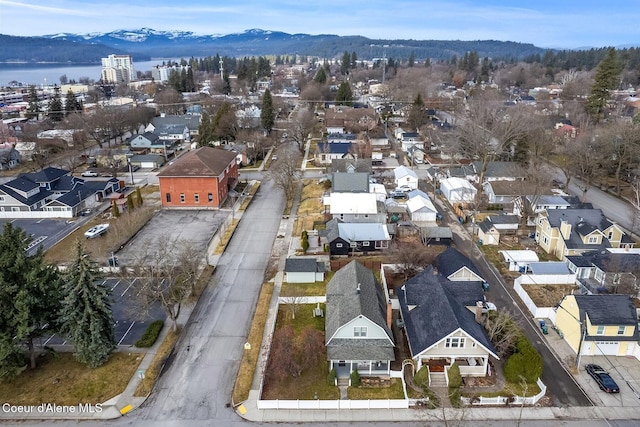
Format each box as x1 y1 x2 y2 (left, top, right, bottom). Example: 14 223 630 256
408 51 415 67
335 81 353 106
340 51 351 75
314 67 327 84
222 73 231 95
586 48 622 122
350 51 358 68
64 89 80 115
0 223 62 377
111 199 120 217
59 240 115 368
135 187 144 206
126 193 135 211
47 85 64 121
260 88 275 134
424 58 431 68
198 112 214 146
407 93 428 131
26 85 40 119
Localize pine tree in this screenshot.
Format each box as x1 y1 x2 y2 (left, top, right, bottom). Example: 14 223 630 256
64 89 78 116
335 81 353 106
59 240 115 368
111 199 120 217
26 85 40 119
260 88 275 134
586 48 622 122
0 223 62 376
408 51 415 67
126 193 135 211
314 67 327 84
47 85 63 121
340 51 351 75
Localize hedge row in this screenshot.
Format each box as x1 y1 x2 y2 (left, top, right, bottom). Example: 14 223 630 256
135 320 165 348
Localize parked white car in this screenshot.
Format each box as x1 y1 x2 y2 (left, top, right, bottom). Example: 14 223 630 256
84 223 109 238
81 170 98 177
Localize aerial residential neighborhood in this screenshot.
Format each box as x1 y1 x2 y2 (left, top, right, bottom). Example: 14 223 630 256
1 6 640 426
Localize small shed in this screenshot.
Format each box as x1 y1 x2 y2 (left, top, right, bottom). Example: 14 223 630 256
284 258 326 283
477 219 500 245
499 250 540 272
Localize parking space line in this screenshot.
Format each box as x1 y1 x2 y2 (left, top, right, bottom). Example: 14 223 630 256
43 333 56 346
121 280 135 297
118 322 135 345
110 279 122 291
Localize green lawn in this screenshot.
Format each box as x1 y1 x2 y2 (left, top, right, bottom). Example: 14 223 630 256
281 281 326 297
463 381 541 398
347 378 405 399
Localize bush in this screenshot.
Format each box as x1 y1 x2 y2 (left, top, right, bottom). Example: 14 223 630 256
301 239 310 253
504 336 543 383
135 320 165 348
327 368 337 386
413 366 429 388
448 362 462 388
350 370 361 387
301 230 308 240
449 386 462 408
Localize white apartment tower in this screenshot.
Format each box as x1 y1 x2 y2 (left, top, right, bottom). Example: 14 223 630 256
101 54 136 83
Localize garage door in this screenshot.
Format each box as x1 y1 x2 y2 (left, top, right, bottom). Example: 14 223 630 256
592 341 620 355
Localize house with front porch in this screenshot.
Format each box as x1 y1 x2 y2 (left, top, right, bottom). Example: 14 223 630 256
399 265 499 378
325 260 395 379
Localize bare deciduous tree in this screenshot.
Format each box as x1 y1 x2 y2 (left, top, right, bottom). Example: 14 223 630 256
280 284 306 320
482 311 520 358
287 106 316 152
125 237 203 331
266 146 301 201
267 326 302 380
390 241 432 280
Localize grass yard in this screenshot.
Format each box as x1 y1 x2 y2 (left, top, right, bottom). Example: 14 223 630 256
347 378 405 399
293 179 326 236
214 219 239 254
464 381 541 398
261 304 339 400
281 281 326 297
134 328 180 397
521 284 578 307
232 281 274 404
0 352 142 405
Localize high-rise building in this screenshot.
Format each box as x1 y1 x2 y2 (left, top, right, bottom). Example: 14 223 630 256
101 54 136 83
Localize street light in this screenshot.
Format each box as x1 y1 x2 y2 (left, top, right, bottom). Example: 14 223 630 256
127 156 134 185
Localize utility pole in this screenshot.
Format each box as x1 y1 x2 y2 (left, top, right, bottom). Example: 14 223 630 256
219 58 224 81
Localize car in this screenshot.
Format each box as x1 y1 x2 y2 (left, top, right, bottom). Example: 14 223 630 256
390 190 407 199
84 223 109 239
482 302 497 313
585 364 620 393
81 170 98 177
396 185 412 192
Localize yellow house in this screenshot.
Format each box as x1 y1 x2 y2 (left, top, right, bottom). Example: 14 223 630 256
535 209 634 261
555 294 639 357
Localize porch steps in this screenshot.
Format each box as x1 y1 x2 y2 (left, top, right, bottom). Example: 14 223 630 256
429 372 448 388
337 377 350 387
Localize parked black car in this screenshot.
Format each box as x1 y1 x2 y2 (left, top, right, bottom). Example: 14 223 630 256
585 364 620 393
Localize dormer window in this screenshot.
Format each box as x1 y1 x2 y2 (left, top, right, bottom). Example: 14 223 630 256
354 326 367 337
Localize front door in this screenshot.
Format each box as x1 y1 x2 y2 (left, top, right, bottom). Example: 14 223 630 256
428 359 447 372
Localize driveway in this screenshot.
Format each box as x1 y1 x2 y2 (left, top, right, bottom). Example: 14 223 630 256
116 209 229 264
578 355 640 407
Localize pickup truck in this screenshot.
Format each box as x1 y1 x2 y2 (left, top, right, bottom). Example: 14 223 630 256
81 170 98 177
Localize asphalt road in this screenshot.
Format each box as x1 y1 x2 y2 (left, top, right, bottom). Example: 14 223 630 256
130 177 286 426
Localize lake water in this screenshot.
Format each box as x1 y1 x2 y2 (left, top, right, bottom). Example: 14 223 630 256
0 59 180 87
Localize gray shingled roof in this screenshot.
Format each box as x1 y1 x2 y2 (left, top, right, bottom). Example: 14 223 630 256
284 257 324 273
434 247 485 282
472 161 526 179
399 266 497 358
575 295 638 326
157 147 236 177
332 172 369 193
325 260 394 361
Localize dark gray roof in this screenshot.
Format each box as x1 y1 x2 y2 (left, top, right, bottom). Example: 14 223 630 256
575 295 637 325
151 114 200 131
546 209 617 251
472 161 526 179
529 262 571 275
488 214 520 225
434 247 485 282
399 266 497 358
325 260 394 360
569 250 640 274
332 172 369 193
441 280 485 307
4 175 39 192
331 158 372 173
420 227 453 239
566 255 594 268
28 167 69 184
478 218 496 233
284 257 324 273
327 339 395 361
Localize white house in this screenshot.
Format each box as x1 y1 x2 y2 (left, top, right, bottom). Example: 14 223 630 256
439 177 477 204
499 250 540 272
393 166 419 190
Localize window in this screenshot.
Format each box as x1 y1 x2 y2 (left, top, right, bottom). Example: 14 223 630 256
336 243 343 248
165 193 171 202
617 326 625 335
354 326 367 337
588 236 598 244
596 325 605 335
0 196 4 201
445 337 465 348
180 193 185 203
608 230 614 240
362 241 370 247
194 193 199 203
208 193 213 202
542 236 549 245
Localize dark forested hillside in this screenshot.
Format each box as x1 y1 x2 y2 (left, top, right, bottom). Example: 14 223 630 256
0 34 135 63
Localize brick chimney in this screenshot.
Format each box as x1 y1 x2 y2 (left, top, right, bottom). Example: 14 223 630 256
387 300 393 329
475 301 483 323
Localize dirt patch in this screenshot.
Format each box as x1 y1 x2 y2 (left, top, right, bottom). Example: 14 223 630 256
521 284 578 307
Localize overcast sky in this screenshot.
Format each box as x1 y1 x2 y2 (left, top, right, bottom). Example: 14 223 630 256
1 0 638 49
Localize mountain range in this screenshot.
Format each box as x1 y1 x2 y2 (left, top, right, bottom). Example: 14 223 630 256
0 28 549 64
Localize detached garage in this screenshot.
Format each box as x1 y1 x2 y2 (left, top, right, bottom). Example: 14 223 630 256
285 258 326 283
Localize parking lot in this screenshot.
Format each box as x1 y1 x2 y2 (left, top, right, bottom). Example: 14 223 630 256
577 355 640 407
116 209 229 264
0 217 87 255
37 278 165 347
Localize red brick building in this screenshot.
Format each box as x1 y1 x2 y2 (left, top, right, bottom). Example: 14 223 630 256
157 147 238 208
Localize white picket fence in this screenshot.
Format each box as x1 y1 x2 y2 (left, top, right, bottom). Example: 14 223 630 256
257 399 409 410
460 378 547 406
